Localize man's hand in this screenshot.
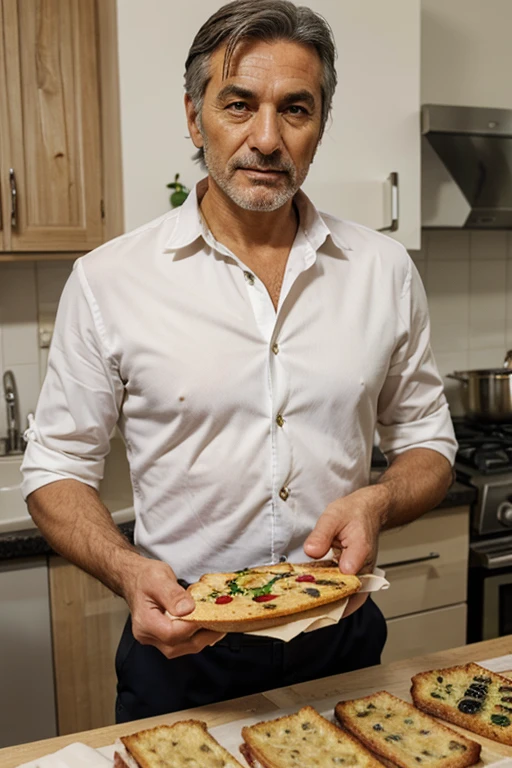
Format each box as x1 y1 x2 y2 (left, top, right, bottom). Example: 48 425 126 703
303 484 390 618
121 558 225 658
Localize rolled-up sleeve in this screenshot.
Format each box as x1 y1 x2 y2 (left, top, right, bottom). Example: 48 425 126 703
376 259 457 465
21 261 125 500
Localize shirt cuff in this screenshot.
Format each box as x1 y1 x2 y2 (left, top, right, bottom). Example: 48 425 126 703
378 403 458 467
21 436 104 501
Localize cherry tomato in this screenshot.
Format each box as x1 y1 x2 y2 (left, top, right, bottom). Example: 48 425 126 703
215 595 233 604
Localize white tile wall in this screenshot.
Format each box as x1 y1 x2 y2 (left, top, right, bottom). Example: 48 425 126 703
0 231 512 442
412 230 512 416
0 262 72 440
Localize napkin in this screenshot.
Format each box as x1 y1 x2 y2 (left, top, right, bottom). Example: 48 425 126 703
16 742 112 767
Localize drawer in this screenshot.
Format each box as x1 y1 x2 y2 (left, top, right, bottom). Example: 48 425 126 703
373 506 469 619
382 603 467 664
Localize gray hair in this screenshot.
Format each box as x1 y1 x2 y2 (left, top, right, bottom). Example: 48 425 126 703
184 0 337 164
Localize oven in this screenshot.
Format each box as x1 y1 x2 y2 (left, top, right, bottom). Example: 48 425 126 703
453 418 512 643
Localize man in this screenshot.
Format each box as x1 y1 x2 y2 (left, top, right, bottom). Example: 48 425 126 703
21 0 456 723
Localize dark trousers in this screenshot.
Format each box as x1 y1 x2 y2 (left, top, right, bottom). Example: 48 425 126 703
115 597 387 723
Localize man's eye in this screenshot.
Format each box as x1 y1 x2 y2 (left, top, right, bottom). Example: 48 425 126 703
228 102 248 111
287 105 308 115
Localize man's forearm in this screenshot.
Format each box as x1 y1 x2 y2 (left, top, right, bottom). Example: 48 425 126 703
27 479 142 597
374 447 453 530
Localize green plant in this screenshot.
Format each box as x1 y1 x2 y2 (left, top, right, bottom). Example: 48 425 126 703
166 173 190 208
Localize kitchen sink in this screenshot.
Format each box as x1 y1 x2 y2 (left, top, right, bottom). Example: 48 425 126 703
0 455 27 531
0 438 134 534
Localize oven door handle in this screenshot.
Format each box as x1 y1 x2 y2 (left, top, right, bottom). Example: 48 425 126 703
377 552 440 569
475 550 512 569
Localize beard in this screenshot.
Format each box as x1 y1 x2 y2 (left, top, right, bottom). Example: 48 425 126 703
202 137 311 212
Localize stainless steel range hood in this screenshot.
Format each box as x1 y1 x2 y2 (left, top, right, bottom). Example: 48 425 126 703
422 104 512 229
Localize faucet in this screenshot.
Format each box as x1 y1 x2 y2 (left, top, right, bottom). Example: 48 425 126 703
3 370 23 454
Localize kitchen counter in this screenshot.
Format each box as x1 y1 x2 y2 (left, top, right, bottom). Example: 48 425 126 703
0 521 135 561
0 635 510 768
0 481 475 561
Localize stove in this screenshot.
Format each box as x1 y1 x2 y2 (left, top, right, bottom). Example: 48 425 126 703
453 418 512 641
453 417 512 537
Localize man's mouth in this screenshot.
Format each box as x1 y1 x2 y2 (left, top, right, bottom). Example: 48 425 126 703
238 167 287 176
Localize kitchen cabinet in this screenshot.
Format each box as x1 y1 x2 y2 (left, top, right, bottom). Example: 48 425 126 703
49 556 129 735
0 0 115 253
0 557 57 748
302 0 421 249
116 0 420 248
373 505 470 662
382 604 467 665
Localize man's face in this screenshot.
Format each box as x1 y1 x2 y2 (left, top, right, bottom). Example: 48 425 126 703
186 39 324 212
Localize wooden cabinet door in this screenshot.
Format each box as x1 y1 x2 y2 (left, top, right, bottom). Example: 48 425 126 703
1 0 103 251
49 556 130 734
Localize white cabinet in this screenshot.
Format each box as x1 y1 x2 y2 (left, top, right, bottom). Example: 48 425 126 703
116 0 420 248
302 0 421 249
373 506 470 663
382 604 467 665
0 557 57 748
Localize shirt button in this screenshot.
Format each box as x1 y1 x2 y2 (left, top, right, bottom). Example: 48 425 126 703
276 414 285 427
243 271 255 285
271 342 279 355
279 486 290 501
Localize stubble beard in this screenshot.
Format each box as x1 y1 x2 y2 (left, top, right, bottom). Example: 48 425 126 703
202 135 311 212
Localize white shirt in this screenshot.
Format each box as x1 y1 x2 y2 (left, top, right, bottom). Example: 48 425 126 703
21 185 457 583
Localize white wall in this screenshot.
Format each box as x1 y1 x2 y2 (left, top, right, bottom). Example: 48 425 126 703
411 232 512 415
116 0 227 232
0 264 72 441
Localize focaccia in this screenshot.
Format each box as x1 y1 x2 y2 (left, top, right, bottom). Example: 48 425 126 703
411 663 512 745
114 721 244 768
335 690 481 768
179 562 361 632
240 705 385 768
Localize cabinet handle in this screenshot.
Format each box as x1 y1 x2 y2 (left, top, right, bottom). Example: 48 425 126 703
378 551 440 569
378 171 399 233
9 168 17 229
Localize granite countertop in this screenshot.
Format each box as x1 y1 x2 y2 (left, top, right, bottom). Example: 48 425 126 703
0 481 476 562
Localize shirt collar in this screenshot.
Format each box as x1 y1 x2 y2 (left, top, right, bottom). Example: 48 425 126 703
162 180 353 255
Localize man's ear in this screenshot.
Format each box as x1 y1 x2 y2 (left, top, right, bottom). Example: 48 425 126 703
184 94 204 149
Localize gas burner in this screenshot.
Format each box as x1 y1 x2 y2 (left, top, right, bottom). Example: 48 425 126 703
453 418 512 474
457 442 512 474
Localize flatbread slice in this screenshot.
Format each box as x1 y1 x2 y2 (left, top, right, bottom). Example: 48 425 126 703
179 562 361 632
335 690 481 768
411 662 512 746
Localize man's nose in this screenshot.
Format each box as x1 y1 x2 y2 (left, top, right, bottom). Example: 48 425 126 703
247 107 282 157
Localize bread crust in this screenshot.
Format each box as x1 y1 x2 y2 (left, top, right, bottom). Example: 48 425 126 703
241 704 386 768
180 563 361 632
411 663 512 746
335 690 481 768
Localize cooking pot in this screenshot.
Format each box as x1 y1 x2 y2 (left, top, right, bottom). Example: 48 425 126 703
448 350 512 422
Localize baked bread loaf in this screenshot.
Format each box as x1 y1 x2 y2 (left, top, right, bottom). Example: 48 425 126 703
113 721 244 768
335 690 481 768
411 662 512 746
240 705 385 768
180 562 361 632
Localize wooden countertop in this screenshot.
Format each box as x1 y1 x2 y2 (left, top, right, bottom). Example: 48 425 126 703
1 636 511 767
